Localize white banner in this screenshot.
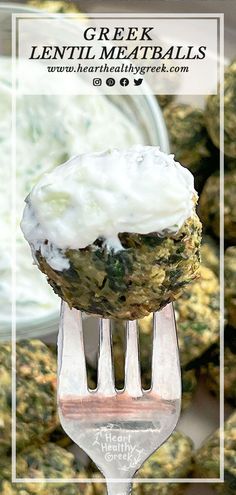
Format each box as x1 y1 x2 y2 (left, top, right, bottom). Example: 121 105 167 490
14 14 220 95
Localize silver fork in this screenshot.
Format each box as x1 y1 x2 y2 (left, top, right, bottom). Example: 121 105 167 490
57 302 181 495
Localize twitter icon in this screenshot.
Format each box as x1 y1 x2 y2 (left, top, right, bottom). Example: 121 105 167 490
134 78 143 86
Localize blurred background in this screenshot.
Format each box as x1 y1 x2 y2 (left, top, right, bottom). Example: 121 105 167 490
0 1 235 495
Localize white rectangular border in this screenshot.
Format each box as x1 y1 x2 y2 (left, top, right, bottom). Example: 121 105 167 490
11 12 224 485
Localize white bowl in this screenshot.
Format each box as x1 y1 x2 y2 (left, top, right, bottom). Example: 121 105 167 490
0 3 169 341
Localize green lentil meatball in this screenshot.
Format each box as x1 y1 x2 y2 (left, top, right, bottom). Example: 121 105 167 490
0 340 59 455
205 346 236 405
139 265 220 368
200 235 219 276
180 369 198 411
0 443 91 495
194 411 236 494
163 103 211 173
0 344 11 456
199 171 236 243
134 431 193 494
157 95 174 109
206 60 236 158
16 340 59 451
225 246 236 328
174 265 219 367
36 215 201 320
202 329 236 406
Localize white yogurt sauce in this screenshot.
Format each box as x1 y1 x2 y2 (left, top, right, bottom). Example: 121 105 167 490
0 57 144 325
21 145 196 272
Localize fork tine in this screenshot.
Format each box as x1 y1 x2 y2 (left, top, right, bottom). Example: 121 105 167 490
151 303 181 400
124 320 142 397
58 302 88 397
97 318 116 396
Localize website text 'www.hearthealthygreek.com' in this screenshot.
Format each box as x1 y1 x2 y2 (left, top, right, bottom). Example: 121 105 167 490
46 62 189 75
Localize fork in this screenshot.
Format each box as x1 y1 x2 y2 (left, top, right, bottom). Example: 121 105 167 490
57 302 181 495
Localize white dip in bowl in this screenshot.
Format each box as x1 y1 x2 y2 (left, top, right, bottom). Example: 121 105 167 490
0 56 169 340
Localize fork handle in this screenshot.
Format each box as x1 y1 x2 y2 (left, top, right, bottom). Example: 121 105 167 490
107 480 132 495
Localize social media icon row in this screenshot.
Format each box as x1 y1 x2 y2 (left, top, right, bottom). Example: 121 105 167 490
93 78 143 87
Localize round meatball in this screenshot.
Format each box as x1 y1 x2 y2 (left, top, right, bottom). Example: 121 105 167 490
199 171 236 243
203 344 236 406
0 340 59 455
164 103 211 173
200 235 219 275
139 265 220 368
225 246 236 328
194 411 236 494
206 60 236 158
35 215 201 320
1 443 91 495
